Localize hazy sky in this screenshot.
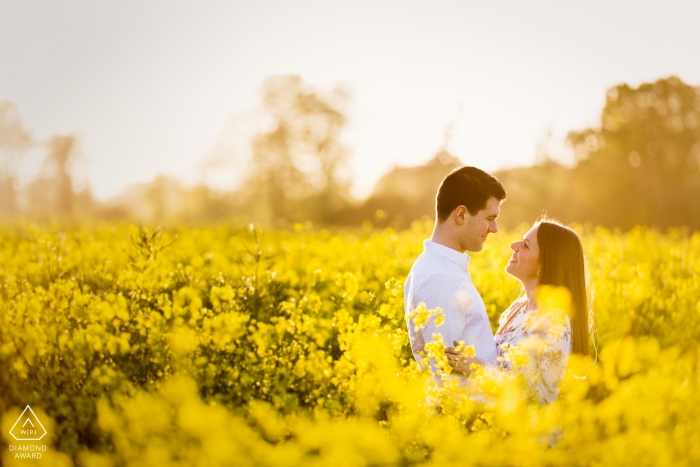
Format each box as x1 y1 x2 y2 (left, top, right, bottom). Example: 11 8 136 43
2 1 700 201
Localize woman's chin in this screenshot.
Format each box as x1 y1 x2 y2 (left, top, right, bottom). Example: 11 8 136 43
505 263 517 277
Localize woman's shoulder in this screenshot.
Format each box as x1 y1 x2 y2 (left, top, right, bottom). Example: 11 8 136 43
523 306 571 341
529 306 570 325
507 298 528 313
498 298 526 323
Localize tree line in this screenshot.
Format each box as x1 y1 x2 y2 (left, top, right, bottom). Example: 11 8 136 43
2 75 700 230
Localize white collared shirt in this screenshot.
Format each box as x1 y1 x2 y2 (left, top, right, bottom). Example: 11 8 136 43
404 240 498 372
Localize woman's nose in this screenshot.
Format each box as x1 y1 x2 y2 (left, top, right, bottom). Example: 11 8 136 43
510 242 517 251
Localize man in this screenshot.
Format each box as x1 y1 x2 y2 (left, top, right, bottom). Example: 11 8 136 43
403 166 506 377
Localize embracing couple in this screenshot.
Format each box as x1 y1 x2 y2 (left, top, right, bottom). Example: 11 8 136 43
404 166 591 404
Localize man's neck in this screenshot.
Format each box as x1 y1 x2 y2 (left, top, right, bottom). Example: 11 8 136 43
430 226 464 253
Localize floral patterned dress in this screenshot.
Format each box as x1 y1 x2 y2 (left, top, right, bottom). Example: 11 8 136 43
494 300 572 404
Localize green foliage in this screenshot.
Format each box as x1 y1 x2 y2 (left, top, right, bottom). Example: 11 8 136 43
0 221 699 466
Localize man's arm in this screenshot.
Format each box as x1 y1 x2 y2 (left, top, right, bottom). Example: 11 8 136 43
410 273 469 373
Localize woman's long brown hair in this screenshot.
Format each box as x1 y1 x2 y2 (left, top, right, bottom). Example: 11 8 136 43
536 220 591 355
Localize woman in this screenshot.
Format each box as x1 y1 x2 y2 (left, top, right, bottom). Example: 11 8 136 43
446 219 591 404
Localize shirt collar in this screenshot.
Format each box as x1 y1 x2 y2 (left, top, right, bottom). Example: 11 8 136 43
423 240 471 270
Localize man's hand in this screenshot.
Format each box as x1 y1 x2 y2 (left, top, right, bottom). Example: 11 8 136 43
445 340 483 376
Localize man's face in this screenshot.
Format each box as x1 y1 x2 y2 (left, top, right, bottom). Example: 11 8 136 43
460 196 501 252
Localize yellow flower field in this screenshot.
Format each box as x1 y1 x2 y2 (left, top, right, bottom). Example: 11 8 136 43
0 220 699 466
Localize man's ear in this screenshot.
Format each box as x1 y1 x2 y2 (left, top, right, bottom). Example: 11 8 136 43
454 206 469 225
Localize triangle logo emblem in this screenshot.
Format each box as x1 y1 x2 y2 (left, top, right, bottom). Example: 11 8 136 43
9 406 47 441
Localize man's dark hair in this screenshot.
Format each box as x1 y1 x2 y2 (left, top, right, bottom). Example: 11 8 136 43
435 166 506 222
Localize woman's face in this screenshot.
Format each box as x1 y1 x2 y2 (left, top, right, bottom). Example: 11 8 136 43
505 226 541 283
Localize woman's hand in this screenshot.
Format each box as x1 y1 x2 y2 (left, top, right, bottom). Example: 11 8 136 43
445 340 483 376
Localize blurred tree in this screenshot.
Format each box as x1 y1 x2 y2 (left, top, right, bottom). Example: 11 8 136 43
341 150 462 228
102 176 240 225
105 175 186 222
567 76 700 228
495 76 700 231
144 175 184 223
26 135 95 218
177 184 237 225
328 110 465 228
0 101 33 216
494 160 573 231
240 75 352 224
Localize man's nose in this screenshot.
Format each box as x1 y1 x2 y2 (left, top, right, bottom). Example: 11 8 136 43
490 221 499 233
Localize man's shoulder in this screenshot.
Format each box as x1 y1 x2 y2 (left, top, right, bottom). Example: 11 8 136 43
407 253 462 292
411 250 448 270
409 250 462 278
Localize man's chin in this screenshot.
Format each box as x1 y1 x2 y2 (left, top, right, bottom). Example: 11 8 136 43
465 243 484 253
